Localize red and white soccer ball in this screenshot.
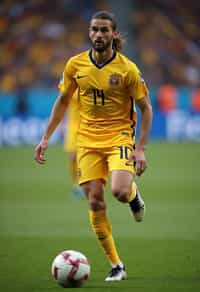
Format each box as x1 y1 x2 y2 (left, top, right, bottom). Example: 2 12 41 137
51 250 90 288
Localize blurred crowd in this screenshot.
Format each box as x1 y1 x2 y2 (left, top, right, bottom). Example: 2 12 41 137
1 0 200 98
132 0 200 87
0 0 109 92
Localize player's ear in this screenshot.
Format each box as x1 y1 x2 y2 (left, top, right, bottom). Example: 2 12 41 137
113 31 119 39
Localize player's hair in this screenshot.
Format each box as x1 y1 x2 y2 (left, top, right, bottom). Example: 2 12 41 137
91 11 125 52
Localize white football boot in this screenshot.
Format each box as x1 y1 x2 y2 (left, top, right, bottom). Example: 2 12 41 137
129 189 145 222
105 265 127 281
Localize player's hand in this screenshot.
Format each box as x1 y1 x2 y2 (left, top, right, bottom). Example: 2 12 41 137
128 147 147 176
34 138 48 164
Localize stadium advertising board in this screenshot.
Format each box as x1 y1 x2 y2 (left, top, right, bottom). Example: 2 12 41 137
0 110 200 145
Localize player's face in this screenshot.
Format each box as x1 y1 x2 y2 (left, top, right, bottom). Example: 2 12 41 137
89 19 114 52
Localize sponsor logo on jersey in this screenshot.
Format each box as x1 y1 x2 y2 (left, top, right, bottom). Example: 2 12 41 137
77 75 87 79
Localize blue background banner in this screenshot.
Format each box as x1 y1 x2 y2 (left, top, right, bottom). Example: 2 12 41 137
0 88 200 145
1 110 200 145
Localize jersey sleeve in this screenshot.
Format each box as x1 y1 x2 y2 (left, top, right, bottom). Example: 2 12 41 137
58 58 77 96
126 64 149 101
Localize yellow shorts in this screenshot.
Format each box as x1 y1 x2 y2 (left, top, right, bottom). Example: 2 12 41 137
77 145 135 184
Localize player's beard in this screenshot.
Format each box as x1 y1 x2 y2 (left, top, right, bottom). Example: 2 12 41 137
92 39 113 52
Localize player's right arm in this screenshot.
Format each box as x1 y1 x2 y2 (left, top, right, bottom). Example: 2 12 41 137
34 91 74 164
34 59 77 164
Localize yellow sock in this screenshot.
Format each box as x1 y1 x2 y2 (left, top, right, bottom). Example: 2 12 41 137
89 209 121 265
128 182 137 202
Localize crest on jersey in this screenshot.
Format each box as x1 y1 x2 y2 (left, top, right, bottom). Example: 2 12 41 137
109 73 121 87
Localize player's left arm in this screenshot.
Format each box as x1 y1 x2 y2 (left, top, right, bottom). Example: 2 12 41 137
131 95 152 176
136 95 153 151
126 65 153 175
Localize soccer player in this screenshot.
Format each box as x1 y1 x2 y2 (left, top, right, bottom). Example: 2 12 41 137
34 11 153 281
63 91 84 198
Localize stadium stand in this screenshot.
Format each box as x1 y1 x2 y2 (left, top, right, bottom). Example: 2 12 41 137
132 0 200 87
0 0 110 92
0 0 200 113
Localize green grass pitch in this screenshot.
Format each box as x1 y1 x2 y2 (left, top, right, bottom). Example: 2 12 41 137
0 142 200 291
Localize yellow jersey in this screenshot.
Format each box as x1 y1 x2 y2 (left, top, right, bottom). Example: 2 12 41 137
59 49 149 148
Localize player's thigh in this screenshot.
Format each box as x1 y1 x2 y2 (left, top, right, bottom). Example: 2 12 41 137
107 145 135 192
111 170 133 194
77 147 108 185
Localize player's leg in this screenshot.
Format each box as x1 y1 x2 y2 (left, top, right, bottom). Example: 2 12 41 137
78 147 126 280
111 170 145 222
81 179 126 281
108 145 145 222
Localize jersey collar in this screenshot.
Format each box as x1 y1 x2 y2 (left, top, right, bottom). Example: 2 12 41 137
89 49 117 69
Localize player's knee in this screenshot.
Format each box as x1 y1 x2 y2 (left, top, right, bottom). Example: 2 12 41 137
89 197 105 211
88 188 105 211
111 187 129 203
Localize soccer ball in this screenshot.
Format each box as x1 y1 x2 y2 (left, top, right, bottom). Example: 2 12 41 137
51 250 90 288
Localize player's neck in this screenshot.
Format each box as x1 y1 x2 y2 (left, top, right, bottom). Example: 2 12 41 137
92 47 114 65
